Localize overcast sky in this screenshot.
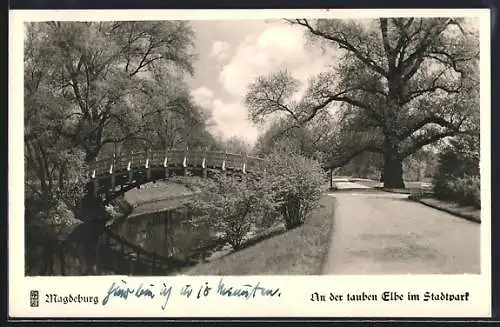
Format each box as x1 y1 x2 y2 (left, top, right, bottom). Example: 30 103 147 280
186 20 334 145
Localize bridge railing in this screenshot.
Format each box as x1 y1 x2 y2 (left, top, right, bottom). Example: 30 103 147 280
185 149 205 168
91 157 113 177
162 149 185 167
90 148 265 178
246 155 264 172
205 151 225 168
225 153 240 170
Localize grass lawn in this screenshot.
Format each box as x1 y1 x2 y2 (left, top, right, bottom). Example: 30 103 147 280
180 195 336 275
349 178 382 188
124 182 195 206
349 178 433 194
414 197 481 223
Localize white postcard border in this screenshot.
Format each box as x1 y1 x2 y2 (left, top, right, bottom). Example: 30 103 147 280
9 8 492 318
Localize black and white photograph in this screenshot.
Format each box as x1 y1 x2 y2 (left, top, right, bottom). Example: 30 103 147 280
22 13 483 279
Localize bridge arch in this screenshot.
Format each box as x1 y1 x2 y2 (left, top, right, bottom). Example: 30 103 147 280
75 148 266 275
87 148 265 204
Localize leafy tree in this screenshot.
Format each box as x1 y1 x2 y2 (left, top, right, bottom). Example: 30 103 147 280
402 147 439 181
336 152 383 179
246 18 479 188
25 21 197 163
254 110 335 163
223 136 254 154
24 21 210 275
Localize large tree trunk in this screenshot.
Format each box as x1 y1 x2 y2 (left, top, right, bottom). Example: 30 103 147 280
383 155 404 189
383 138 405 189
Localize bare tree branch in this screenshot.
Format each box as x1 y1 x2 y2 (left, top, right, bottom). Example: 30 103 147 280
292 19 388 77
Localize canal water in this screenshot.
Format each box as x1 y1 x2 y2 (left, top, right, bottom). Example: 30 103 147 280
108 197 220 261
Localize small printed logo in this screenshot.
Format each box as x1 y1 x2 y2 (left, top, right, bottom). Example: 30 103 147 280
30 290 39 307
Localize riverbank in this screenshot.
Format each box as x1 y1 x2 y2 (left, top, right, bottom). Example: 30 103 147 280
180 195 336 275
108 182 287 267
124 181 197 207
116 180 200 218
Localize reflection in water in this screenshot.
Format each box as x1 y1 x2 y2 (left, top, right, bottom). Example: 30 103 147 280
109 208 216 261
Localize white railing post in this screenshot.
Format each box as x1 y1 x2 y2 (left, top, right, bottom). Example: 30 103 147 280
146 149 151 180
183 146 188 176
94 156 99 175
202 147 208 178
242 152 247 174
128 151 134 184
110 153 116 190
92 171 98 197
221 149 227 171
163 148 169 179
93 156 99 197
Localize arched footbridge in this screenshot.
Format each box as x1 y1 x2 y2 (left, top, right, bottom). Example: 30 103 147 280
88 148 265 204
76 149 265 275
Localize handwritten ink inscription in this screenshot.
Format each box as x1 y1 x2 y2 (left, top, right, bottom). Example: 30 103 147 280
102 280 158 306
101 279 281 310
217 279 281 299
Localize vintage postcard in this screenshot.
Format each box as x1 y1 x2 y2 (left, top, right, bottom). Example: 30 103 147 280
9 8 491 318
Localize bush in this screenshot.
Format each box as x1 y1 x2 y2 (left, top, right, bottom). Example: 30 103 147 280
262 150 326 230
433 136 480 208
186 174 278 250
184 150 326 250
451 175 481 208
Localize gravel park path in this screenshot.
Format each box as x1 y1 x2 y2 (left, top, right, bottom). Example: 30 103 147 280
334 181 372 189
324 189 480 274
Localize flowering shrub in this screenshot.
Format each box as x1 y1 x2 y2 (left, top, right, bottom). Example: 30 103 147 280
185 149 326 250
185 174 278 250
262 150 326 230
